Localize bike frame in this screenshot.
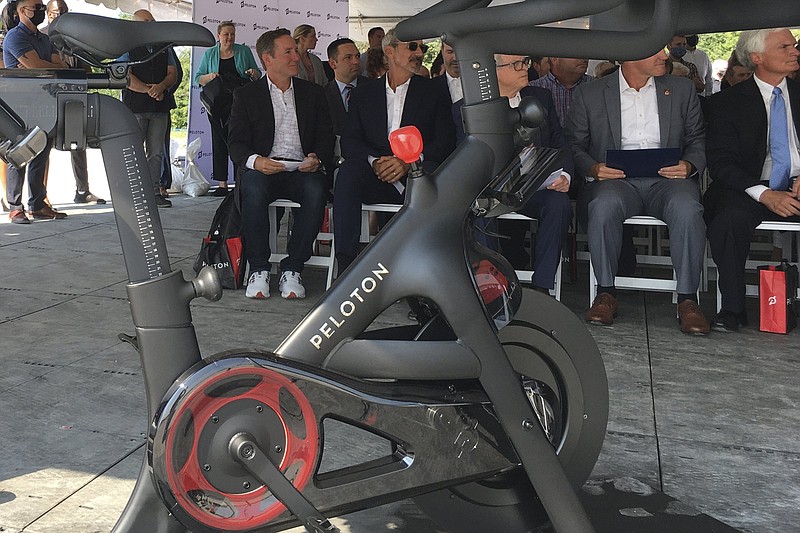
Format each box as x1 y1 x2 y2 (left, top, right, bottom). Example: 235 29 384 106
3 1 799 532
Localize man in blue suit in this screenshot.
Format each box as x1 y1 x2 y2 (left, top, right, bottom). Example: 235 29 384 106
453 54 573 294
333 28 456 272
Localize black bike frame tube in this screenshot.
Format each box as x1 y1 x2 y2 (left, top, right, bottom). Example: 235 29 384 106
87 94 199 533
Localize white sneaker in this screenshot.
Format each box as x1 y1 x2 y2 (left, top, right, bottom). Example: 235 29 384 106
279 271 305 299
245 270 270 299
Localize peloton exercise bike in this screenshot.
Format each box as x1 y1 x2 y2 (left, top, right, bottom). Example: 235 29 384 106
3 0 793 532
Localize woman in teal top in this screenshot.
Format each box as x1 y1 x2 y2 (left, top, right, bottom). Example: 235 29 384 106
195 20 260 195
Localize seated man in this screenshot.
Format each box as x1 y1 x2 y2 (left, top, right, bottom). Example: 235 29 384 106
453 54 573 294
333 28 455 272
567 47 709 334
227 29 334 300
705 28 800 332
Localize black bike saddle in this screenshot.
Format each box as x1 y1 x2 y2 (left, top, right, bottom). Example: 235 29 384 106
48 13 214 62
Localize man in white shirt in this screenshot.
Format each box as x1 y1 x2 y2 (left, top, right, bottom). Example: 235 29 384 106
705 28 800 332
684 34 714 96
433 42 462 103
227 29 334 300
566 47 709 334
333 28 455 272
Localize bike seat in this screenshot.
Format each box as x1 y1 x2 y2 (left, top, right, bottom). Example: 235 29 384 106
48 13 215 62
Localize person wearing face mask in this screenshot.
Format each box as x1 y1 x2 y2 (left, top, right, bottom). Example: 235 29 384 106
684 34 713 96
667 35 705 93
2 0 69 224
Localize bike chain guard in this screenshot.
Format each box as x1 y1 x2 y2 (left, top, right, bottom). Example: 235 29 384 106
150 355 319 532
150 352 520 532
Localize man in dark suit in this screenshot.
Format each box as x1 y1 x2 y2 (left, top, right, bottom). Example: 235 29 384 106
227 28 334 300
567 47 709 334
333 28 456 271
323 37 369 166
453 54 573 294
705 28 800 332
432 42 462 103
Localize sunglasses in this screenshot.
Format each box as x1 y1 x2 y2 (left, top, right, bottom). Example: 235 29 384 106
24 4 47 11
404 41 429 54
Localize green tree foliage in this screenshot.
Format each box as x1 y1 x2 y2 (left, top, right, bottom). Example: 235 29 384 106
170 47 191 130
698 29 800 63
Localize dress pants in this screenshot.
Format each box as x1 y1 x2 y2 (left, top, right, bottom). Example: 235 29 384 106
240 168 327 274
71 148 90 193
579 177 705 294
332 159 404 260
705 187 800 314
135 113 169 194
518 189 572 290
6 138 52 212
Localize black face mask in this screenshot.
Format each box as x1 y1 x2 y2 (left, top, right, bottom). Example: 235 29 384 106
30 9 45 26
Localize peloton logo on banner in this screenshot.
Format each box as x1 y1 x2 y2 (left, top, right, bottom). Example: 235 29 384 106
318 31 331 38
216 0 233 4
202 16 222 24
188 129 204 136
307 10 321 18
310 263 389 350
253 22 270 31
327 13 341 20
198 150 212 159
286 8 301 15
263 4 278 12
240 1 257 8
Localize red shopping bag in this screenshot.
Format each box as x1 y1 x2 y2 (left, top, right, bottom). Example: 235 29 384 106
758 261 798 334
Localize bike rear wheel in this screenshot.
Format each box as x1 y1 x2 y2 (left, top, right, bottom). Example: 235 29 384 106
414 289 608 532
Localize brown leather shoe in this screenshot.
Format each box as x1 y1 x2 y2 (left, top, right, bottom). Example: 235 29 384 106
9 209 30 224
30 205 67 220
678 300 710 335
586 292 618 326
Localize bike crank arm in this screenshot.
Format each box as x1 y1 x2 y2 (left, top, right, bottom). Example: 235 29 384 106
229 433 341 533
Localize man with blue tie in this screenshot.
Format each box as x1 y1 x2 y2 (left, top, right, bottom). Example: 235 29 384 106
705 28 800 332
323 38 368 137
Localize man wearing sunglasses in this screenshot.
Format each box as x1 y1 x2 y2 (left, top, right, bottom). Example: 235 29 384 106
333 28 455 272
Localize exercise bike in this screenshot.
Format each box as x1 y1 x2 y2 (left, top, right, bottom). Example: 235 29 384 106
0 1 673 531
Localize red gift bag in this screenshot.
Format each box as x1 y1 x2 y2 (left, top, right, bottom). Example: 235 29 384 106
758 261 798 334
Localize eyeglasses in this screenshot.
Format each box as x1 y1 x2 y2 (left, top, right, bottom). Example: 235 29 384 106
403 41 429 54
24 4 47 12
496 56 532 71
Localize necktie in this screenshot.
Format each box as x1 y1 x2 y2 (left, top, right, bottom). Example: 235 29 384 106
769 87 791 191
343 84 354 112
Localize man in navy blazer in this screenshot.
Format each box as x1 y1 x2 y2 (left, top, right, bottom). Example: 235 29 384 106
705 28 800 332
227 29 334 300
453 54 573 294
333 28 456 271
567 47 709 334
323 38 370 137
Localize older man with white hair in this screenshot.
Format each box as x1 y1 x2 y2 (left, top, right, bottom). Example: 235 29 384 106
705 28 800 332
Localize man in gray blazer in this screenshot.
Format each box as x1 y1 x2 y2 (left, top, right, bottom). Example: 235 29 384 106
566 48 709 334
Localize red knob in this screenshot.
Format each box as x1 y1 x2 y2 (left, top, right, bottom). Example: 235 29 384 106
389 125 424 164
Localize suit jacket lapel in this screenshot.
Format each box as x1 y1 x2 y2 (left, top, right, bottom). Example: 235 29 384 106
655 77 671 147
789 78 800 135
741 77 768 164
294 79 308 148
256 77 276 152
400 76 418 127
603 74 622 149
376 75 389 140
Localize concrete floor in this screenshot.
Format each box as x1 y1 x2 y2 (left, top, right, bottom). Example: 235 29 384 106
1 149 799 532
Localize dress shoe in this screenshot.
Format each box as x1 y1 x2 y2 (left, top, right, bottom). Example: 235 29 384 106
9 209 30 224
212 187 229 197
677 300 710 335
586 292 618 326
711 310 747 333
155 194 172 208
30 206 67 220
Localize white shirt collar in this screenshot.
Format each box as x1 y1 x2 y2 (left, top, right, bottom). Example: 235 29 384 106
508 92 522 108
618 68 655 94
267 75 293 94
385 73 412 93
753 73 788 103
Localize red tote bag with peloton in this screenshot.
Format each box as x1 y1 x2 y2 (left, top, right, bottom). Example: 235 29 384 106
758 261 798 334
